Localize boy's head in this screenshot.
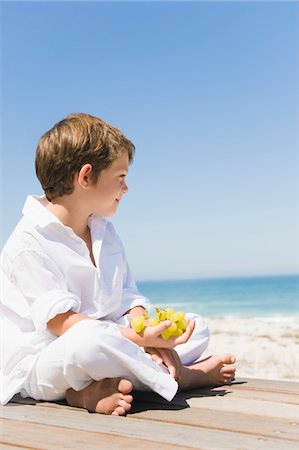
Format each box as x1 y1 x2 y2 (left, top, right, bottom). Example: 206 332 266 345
35 113 135 201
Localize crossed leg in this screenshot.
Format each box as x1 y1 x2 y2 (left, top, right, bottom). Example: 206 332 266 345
66 354 236 415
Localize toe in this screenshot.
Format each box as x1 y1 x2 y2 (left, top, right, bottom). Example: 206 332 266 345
223 371 236 381
119 399 132 411
221 354 236 365
122 394 133 404
113 405 126 416
118 379 133 395
220 366 236 375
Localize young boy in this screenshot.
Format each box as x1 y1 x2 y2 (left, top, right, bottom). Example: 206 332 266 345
0 113 236 415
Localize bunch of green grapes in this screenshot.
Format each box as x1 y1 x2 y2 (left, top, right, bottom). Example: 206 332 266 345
131 307 188 340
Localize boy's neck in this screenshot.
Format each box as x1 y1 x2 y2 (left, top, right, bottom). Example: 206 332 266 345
45 196 90 240
45 197 96 266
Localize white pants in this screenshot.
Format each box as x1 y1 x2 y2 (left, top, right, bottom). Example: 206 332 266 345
21 313 209 403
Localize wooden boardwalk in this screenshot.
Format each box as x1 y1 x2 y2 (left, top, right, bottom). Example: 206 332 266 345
1 377 299 449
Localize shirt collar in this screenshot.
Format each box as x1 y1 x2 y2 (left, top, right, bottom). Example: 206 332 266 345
23 195 62 228
22 195 108 244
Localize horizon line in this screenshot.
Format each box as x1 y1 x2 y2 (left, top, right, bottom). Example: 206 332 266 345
136 272 299 284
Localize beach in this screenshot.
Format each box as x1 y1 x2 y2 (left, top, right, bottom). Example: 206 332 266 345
140 276 299 382
203 316 299 382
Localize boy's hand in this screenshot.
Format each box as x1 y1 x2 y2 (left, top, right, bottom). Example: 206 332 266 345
119 319 195 349
143 319 195 347
145 347 182 381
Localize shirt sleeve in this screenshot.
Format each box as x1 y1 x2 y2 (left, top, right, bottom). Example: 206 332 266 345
10 249 81 332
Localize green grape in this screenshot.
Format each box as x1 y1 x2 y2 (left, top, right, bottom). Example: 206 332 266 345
148 317 159 327
144 306 188 340
166 308 175 318
156 308 167 321
173 327 183 337
170 312 186 323
175 311 185 321
131 316 146 333
167 321 178 336
177 318 188 331
169 313 180 323
161 328 172 340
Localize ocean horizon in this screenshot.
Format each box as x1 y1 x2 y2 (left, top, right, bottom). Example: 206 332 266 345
136 274 299 318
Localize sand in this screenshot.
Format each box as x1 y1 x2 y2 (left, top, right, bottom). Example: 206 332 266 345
202 316 299 382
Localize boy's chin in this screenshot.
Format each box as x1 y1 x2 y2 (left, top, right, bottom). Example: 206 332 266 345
100 209 117 218
95 203 119 217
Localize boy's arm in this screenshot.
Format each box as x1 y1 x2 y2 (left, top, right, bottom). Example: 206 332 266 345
47 310 89 336
48 305 147 336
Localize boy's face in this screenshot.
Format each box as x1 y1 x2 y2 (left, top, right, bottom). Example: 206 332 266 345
89 151 129 217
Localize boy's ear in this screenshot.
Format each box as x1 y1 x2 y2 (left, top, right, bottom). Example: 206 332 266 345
77 164 93 188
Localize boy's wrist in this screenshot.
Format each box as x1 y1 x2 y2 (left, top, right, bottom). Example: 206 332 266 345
127 306 147 319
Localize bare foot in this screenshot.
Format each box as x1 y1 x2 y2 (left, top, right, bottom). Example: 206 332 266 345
66 378 133 415
179 354 236 391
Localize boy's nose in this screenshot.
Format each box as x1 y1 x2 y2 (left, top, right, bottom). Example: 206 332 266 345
123 182 128 194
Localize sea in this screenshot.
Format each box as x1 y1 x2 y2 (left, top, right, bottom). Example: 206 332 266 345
137 275 299 318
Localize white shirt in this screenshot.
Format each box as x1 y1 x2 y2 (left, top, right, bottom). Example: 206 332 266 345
0 195 149 405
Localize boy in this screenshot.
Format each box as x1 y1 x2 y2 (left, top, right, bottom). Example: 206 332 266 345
0 113 236 415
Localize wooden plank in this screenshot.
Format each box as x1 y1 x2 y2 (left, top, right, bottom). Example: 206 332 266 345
176 381 299 405
129 384 299 413
1 403 298 450
210 386 299 405
132 384 299 407
0 445 33 450
4 378 299 450
8 397 299 442
186 395 299 420
234 378 299 393
1 418 186 450
129 407 299 442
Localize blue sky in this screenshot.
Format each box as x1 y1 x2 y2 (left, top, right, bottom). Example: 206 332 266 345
1 1 298 280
